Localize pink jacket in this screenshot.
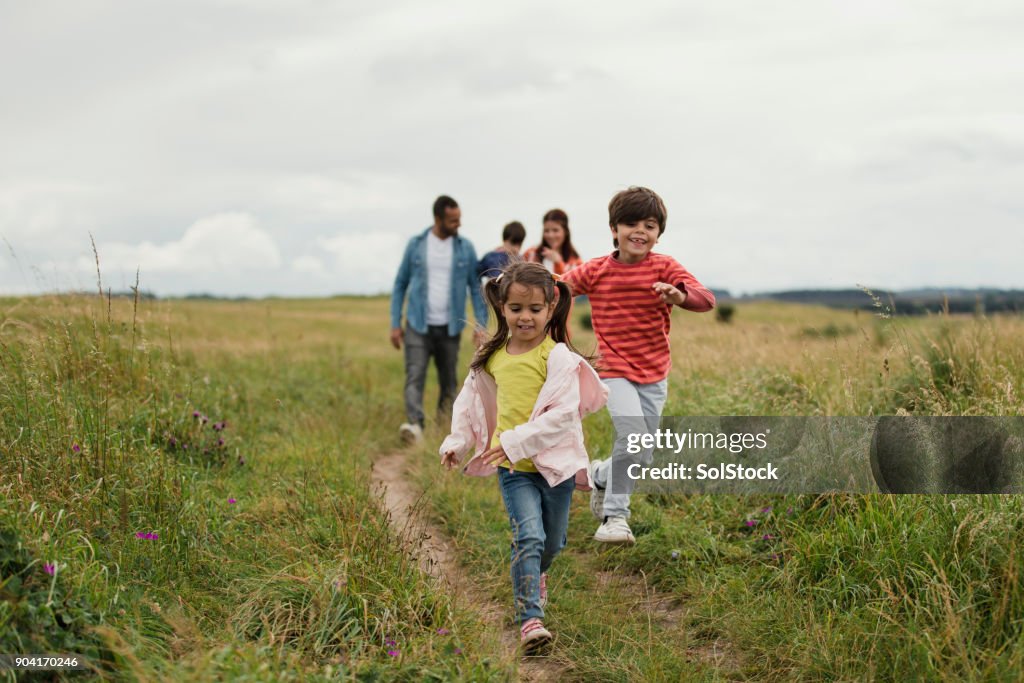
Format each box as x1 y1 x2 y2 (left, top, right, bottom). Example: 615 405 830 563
439 343 609 489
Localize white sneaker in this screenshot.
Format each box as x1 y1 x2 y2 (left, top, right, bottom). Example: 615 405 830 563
588 460 605 521
594 516 635 545
399 423 423 444
520 618 553 654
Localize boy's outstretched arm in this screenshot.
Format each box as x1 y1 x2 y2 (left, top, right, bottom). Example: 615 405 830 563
667 265 716 312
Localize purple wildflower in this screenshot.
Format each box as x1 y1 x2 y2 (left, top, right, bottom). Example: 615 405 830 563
192 411 201 418
762 534 774 540
200 416 208 425
217 438 225 447
385 639 396 646
787 507 794 514
168 437 177 447
745 519 758 527
770 553 780 560
761 506 772 514
213 421 225 432
454 648 463 655
136 532 146 538
437 628 450 635
137 532 159 540
44 563 55 576
228 498 236 504
387 650 399 657
72 443 81 453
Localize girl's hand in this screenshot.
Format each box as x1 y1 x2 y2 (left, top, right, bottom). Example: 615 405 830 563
441 450 459 470
652 282 686 306
481 444 512 468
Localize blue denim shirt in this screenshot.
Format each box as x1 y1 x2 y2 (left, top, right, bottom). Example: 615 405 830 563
391 227 489 336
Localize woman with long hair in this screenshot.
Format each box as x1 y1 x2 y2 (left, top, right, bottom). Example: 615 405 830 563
522 208 582 275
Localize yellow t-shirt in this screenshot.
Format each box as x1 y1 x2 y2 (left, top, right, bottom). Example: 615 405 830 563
485 337 556 472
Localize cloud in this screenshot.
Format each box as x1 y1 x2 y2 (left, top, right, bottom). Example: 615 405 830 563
268 171 423 220
84 212 281 275
315 231 407 293
291 255 326 274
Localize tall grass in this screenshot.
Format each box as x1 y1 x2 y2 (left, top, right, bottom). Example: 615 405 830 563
0 294 505 681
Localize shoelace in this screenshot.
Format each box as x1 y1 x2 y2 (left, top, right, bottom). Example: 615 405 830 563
521 618 545 636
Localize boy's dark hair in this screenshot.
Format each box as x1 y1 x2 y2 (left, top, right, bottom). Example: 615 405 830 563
473 262 594 372
502 221 526 246
608 187 667 248
433 195 459 219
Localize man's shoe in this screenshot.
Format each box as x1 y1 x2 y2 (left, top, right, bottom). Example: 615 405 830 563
594 516 635 545
520 618 553 655
539 572 548 609
399 423 423 444
588 460 605 521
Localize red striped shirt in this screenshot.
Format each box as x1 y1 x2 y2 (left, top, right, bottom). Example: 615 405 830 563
563 252 715 383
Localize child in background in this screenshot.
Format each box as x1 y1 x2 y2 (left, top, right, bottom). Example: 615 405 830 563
477 220 527 282
562 186 715 545
440 262 607 653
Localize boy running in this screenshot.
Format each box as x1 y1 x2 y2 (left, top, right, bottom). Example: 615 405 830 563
562 186 715 544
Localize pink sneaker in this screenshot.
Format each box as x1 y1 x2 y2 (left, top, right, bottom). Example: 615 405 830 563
520 618 553 654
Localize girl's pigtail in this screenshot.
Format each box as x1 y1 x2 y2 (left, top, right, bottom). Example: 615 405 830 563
547 280 574 345
549 279 599 369
471 277 508 372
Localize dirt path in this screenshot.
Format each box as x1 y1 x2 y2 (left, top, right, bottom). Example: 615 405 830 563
372 450 733 679
371 451 564 682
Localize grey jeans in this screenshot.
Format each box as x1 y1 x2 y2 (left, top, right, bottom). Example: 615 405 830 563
403 325 461 426
592 377 669 519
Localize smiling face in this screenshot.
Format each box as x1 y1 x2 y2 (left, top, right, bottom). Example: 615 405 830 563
612 216 660 263
501 283 553 349
542 221 566 251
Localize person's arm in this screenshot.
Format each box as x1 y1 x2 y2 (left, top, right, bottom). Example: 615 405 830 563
656 258 715 311
390 239 414 330
466 243 489 327
439 372 481 465
560 260 589 297
499 367 581 464
674 267 715 311
476 252 491 280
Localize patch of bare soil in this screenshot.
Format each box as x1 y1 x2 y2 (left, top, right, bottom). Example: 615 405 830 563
371 451 564 682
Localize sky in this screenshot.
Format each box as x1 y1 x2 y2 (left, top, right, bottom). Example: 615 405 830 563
2 0 1022 297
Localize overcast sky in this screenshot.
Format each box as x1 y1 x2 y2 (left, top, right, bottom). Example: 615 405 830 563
2 0 1022 297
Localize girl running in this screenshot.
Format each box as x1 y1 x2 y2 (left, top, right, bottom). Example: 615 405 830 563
440 262 607 654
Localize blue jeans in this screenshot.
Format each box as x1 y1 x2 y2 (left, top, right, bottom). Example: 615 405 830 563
592 377 669 519
496 468 575 624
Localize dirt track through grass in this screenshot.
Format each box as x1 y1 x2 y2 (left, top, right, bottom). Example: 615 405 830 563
372 450 563 682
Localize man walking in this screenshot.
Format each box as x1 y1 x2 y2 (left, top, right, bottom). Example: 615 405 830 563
390 195 488 443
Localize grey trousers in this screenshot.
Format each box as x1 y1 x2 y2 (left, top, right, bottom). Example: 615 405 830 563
592 377 669 519
403 325 461 426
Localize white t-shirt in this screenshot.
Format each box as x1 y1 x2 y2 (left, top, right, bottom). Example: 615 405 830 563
426 230 454 326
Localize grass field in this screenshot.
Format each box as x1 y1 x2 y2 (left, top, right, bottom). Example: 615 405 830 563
2 293 1023 681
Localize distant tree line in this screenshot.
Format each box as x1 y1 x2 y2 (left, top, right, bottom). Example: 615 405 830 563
728 289 1024 315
